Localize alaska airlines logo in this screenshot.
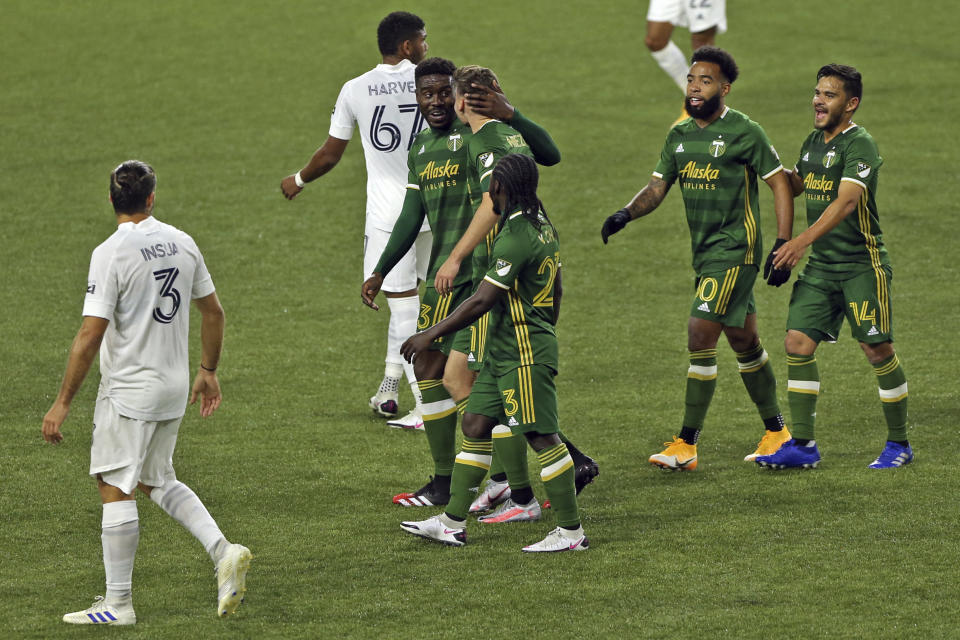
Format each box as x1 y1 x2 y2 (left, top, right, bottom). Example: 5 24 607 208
419 159 460 181
447 133 462 152
679 161 720 180
823 149 838 168
803 173 835 192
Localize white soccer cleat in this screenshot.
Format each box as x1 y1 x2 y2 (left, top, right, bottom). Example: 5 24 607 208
386 410 424 431
469 478 511 513
522 526 590 553
369 391 399 418
400 515 466 547
62 596 136 625
478 498 541 523
216 543 253 618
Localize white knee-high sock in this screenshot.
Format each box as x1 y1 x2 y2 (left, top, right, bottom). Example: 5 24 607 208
650 40 689 91
386 294 420 386
150 481 228 564
102 501 139 604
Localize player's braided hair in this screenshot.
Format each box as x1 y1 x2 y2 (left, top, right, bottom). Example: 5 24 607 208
110 160 156 214
817 63 863 104
492 153 554 233
452 65 500 96
377 11 424 56
691 46 739 84
415 57 456 82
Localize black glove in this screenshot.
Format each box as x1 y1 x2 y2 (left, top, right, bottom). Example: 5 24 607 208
764 238 791 287
601 208 631 244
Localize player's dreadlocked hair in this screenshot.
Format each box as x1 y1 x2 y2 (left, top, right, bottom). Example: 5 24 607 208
415 57 456 82
492 153 554 233
109 160 156 214
452 65 500 96
817 63 863 106
377 11 424 56
691 46 739 84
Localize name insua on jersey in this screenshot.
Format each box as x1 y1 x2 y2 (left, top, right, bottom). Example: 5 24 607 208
367 81 416 96
140 242 179 262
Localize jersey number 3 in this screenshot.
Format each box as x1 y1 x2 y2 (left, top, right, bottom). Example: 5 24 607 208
152 267 181 324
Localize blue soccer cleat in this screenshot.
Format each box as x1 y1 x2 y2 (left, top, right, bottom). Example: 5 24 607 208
868 441 913 468
755 439 821 469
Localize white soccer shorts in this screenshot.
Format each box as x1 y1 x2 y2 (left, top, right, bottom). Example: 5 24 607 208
646 0 727 34
364 226 431 293
90 395 181 495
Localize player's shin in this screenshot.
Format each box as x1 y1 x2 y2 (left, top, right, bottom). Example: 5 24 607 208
447 438 493 520
683 349 718 439
537 443 579 528
874 354 908 441
149 479 228 564
787 353 820 440
418 380 458 477
102 501 139 604
736 343 784 427
492 424 530 499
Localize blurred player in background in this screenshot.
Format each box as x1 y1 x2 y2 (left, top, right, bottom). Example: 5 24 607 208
645 0 727 122
399 153 589 552
43 161 251 625
281 11 430 428
602 47 794 470
756 64 912 470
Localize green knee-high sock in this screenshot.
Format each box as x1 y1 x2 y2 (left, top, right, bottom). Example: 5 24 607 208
683 349 718 430
787 353 820 440
537 443 579 528
736 343 782 422
418 380 458 476
873 353 908 441
492 425 529 489
446 437 493 520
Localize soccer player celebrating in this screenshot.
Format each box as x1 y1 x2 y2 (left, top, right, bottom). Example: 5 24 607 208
281 12 431 428
42 161 251 625
756 64 912 470
399 153 589 552
602 47 795 469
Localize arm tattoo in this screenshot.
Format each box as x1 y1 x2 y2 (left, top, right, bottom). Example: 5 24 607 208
626 177 669 219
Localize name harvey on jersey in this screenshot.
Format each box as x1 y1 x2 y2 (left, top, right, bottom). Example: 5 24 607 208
367 81 415 96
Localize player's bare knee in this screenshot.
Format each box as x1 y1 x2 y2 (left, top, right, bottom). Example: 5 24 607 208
690 27 717 50
461 412 494 439
785 330 817 355
525 431 561 452
860 340 894 364
645 21 673 51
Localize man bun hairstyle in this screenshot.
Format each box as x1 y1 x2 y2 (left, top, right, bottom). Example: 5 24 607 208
691 46 739 84
452 65 500 96
377 11 424 56
415 57 456 82
817 63 863 104
110 160 156 214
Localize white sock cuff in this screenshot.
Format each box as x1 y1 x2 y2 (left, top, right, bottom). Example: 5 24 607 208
102 501 138 528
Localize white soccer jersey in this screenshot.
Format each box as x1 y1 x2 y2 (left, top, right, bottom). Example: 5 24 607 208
329 59 428 232
83 217 215 421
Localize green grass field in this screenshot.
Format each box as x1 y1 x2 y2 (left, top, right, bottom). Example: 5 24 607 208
1 1 957 637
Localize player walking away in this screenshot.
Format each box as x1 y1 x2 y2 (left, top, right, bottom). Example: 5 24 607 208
756 65 912 470
362 60 596 514
281 11 431 429
399 154 589 552
42 161 251 625
645 0 727 122
602 47 795 470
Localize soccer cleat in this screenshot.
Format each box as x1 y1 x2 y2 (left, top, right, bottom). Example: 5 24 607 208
216 543 253 618
868 441 914 468
386 410 424 431
62 596 136 625
544 456 600 509
392 477 450 507
369 392 399 418
478 498 541 523
755 439 821 469
469 478 511 513
744 427 793 462
400 515 466 547
649 437 698 471
522 526 589 553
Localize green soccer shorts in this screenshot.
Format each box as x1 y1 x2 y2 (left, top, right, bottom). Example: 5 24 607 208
787 265 894 344
419 282 472 355
450 311 489 371
690 265 758 328
466 363 559 435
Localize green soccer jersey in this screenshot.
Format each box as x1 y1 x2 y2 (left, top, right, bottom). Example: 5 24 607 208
467 120 534 282
405 120 475 286
482 209 560 376
795 123 889 279
654 107 783 273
